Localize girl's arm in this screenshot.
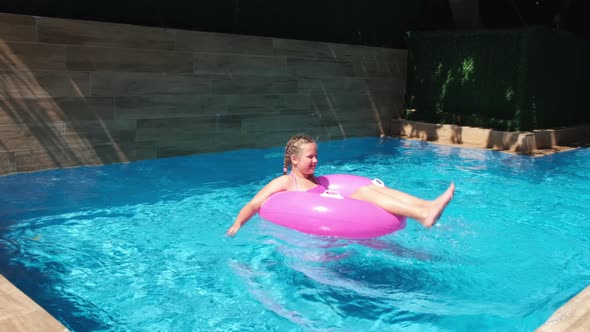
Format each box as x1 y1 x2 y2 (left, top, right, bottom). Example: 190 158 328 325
226 176 290 236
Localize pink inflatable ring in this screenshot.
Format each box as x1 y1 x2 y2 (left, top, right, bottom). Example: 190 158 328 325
259 174 406 239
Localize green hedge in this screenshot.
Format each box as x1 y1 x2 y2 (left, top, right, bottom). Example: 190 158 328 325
405 27 590 131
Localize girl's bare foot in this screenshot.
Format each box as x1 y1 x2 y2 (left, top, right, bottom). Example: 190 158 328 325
418 183 455 227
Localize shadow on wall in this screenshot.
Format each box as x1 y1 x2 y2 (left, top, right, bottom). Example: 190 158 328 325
395 120 441 142
392 119 540 153
0 40 140 174
0 13 408 175
485 130 520 151
314 81 389 140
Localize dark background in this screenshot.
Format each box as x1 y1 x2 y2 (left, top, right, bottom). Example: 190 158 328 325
1 0 588 48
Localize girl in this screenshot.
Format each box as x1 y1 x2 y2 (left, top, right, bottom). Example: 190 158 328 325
226 134 454 237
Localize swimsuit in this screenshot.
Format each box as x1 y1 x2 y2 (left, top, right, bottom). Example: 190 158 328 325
290 174 327 194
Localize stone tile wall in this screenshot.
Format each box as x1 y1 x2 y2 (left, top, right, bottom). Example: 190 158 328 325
0 13 407 175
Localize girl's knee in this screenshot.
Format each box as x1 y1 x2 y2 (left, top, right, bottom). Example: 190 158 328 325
352 184 375 197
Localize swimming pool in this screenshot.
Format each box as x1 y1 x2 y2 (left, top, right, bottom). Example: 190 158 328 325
1 137 589 331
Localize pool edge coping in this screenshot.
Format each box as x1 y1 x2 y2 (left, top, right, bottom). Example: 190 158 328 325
0 274 68 332
536 285 590 331
391 119 590 156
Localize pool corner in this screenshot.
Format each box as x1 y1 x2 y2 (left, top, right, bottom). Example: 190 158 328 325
536 285 590 332
0 274 68 332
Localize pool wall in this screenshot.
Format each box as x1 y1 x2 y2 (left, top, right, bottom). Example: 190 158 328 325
391 119 590 154
0 12 407 176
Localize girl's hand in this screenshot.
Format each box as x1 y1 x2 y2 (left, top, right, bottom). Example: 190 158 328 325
226 175 290 237
226 224 241 237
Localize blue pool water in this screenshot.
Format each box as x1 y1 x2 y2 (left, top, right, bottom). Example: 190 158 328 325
1 137 589 331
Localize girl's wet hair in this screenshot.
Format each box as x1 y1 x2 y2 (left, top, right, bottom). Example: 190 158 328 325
283 134 315 175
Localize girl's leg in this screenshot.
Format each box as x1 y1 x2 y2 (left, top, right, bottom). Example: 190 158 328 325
351 183 454 227
369 185 432 207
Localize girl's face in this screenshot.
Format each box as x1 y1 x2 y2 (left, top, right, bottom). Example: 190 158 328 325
292 143 318 175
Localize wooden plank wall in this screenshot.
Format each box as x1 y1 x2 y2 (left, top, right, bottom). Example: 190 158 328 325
0 12 407 175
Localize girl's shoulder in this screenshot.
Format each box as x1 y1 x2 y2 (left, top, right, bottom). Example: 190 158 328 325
261 175 292 193
273 174 292 186
264 174 290 185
